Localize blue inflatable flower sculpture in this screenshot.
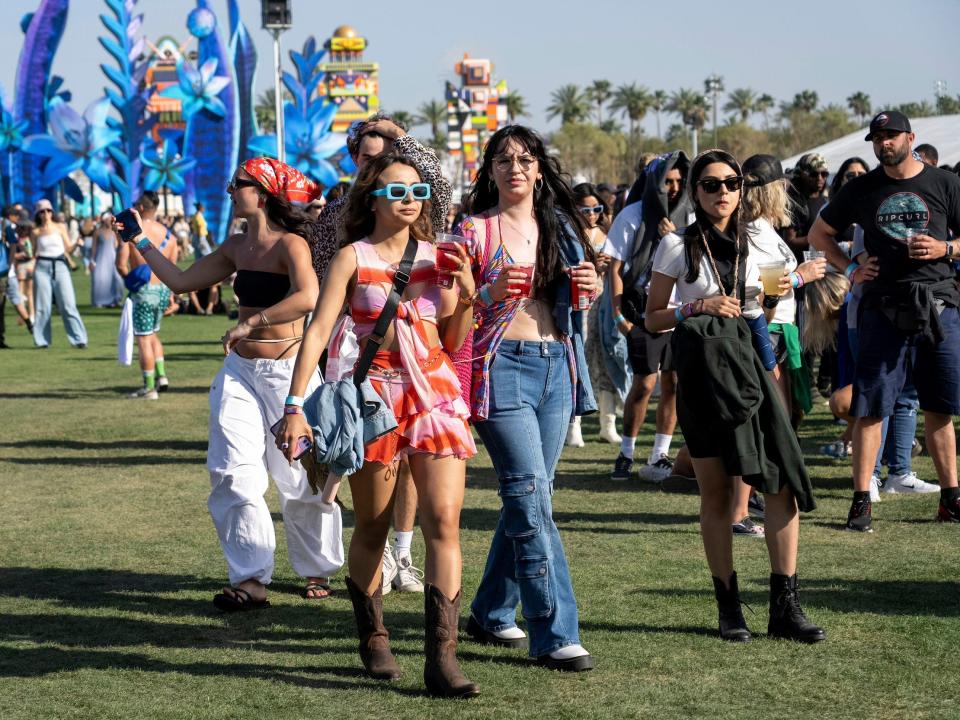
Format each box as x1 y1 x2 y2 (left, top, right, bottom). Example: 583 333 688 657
161 58 231 119
140 140 197 194
248 102 344 188
23 96 120 193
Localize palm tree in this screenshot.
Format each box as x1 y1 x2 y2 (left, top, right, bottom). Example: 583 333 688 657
546 84 588 125
391 110 416 129
723 88 757 123
755 93 775 129
255 88 284 134
503 91 529 123
585 80 612 125
791 90 819 113
609 83 651 137
650 90 668 138
667 88 708 152
846 91 872 126
417 99 447 143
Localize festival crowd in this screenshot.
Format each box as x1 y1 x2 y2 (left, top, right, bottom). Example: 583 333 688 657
5 108 960 699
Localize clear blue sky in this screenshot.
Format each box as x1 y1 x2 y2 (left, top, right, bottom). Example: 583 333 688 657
2 0 958 136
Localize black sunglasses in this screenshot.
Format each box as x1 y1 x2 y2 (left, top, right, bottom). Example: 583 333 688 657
806 170 830 178
697 176 743 193
227 178 260 194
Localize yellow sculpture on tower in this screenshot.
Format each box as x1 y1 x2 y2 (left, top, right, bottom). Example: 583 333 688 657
317 25 380 133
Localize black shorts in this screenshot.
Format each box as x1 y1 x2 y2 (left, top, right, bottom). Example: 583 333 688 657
628 325 673 376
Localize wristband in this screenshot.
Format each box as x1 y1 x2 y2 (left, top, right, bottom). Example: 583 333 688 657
674 307 685 324
614 313 627 325
283 406 302 415
790 272 804 289
136 237 152 252
479 284 493 306
844 262 859 279
284 395 304 407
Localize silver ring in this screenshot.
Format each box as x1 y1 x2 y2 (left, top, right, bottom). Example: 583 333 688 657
280 442 289 450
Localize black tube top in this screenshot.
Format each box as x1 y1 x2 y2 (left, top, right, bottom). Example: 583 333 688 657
233 270 291 308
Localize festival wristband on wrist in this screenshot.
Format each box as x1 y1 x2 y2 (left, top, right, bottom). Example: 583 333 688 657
614 313 627 325
844 262 859 279
284 395 304 407
136 237 152 252
790 271 804 289
283 406 302 415
674 307 685 324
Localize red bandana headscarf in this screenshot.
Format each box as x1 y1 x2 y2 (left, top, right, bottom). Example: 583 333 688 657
242 157 322 205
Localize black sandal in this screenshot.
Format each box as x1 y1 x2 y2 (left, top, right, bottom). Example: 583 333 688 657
213 587 270 612
303 581 332 600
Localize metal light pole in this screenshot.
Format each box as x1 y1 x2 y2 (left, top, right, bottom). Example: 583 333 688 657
262 2 292 163
705 74 724 147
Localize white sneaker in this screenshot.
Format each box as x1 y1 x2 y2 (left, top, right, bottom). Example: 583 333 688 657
381 543 398 595
869 475 882 503
128 387 158 400
884 472 940 495
565 421 585 448
393 551 424 593
638 454 673 483
156 376 169 392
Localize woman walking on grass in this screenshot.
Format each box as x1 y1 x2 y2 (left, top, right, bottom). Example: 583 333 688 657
645 149 825 644
276 153 480 699
457 125 599 671
114 158 344 610
31 199 87 349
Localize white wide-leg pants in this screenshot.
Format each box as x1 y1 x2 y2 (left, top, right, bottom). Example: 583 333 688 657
207 352 344 586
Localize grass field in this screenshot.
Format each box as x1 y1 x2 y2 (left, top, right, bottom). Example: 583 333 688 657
0 270 957 720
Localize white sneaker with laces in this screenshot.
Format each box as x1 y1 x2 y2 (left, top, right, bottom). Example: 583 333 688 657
156 376 169 392
381 543 398 595
393 551 425 593
869 475 883 503
637 454 673 483
128 387 159 400
884 471 939 495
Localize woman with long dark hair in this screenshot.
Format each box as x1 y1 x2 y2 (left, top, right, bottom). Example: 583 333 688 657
645 150 825 644
276 153 479 698
114 158 344 611
457 125 599 671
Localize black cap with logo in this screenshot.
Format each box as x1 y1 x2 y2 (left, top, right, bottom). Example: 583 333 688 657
865 110 912 141
742 154 784 187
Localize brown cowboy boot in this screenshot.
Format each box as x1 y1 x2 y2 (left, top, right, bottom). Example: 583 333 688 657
423 584 480 699
344 576 402 679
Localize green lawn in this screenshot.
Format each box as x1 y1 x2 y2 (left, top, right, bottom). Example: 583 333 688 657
0 270 956 720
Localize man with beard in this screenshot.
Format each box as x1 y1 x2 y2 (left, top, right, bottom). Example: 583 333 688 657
604 151 694 482
809 111 960 532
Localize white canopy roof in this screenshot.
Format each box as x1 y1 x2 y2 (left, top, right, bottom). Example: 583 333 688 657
782 114 960 172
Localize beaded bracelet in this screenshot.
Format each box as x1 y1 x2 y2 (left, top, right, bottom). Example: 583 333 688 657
284 406 302 415
284 395 304 407
844 262 859 279
136 237 152 252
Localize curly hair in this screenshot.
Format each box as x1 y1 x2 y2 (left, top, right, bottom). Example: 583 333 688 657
340 152 433 245
464 125 595 300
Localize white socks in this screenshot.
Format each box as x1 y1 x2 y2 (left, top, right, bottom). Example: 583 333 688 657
394 530 413 556
649 433 673 463
549 643 589 659
620 436 637 459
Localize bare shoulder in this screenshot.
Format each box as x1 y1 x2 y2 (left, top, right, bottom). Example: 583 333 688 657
329 244 358 275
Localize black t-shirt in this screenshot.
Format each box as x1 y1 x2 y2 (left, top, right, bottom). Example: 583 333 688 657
821 164 960 286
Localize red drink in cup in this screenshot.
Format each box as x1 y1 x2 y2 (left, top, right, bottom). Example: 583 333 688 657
434 233 470 289
511 263 534 297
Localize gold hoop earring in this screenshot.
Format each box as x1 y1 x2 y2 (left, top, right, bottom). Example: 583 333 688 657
535 177 544 192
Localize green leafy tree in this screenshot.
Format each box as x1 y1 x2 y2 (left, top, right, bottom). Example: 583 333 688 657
417 99 447 144
391 110 416 129
755 93 775 129
937 94 960 115
546 84 588 125
503 91 529 123
846 91 872 126
610 83 651 137
723 88 757 123
551 122 627 183
895 100 935 117
650 90 668 138
255 88 291 134
790 90 820 113
585 80 613 125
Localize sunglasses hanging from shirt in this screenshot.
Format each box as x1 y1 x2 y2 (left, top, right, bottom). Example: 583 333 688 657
370 182 432 201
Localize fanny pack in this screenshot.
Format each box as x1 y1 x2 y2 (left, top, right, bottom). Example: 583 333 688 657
302 237 418 478
124 264 152 293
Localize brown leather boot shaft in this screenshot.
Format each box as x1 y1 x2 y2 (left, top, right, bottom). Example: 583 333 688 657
423 584 480 699
345 576 402 679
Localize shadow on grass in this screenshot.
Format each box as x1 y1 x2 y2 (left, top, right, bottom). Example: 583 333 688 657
0 439 206 452
0 385 210 400
1 455 204 467
459 507 698 534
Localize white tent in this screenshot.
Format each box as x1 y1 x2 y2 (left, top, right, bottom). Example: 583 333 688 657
782 114 960 172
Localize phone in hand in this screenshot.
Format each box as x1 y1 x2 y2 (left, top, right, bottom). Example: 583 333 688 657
269 417 313 460
114 208 142 242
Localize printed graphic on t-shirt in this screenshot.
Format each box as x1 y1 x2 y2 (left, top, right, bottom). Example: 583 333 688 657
875 192 930 243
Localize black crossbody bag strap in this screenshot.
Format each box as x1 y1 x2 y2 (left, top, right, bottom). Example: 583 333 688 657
352 237 419 386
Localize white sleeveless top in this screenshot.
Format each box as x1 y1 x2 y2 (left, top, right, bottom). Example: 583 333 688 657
36 230 66 258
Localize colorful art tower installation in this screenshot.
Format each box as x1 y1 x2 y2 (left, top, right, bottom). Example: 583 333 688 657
317 25 379 133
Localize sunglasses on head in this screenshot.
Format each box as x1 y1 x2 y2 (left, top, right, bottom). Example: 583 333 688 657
227 178 260 194
697 176 743 193
578 206 604 215
370 182 431 201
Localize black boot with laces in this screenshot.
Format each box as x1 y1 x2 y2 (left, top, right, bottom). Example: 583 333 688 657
711 572 751 642
767 573 826 643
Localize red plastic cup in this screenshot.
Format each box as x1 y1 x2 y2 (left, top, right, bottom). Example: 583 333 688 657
434 233 470 289
510 263 534 296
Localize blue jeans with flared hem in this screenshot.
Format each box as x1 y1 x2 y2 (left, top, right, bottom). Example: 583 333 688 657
32 257 87 347
471 340 582 658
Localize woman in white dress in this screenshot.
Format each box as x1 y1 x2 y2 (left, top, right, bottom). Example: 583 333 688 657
90 213 124 307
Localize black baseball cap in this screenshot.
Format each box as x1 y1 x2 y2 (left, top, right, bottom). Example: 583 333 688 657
865 110 911 141
742 154 784 187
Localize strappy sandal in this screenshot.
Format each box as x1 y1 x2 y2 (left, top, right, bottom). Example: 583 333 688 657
212 586 270 612
303 580 332 600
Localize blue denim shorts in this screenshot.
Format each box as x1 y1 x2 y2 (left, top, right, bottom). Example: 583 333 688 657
852 306 960 418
